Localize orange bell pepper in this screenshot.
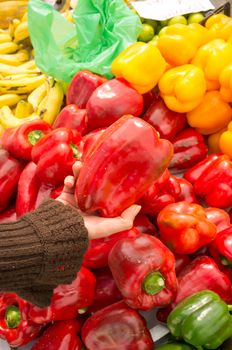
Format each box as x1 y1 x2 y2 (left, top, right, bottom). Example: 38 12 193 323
219 122 232 158
157 24 203 66
187 91 232 135
158 64 206 113
208 129 226 154
192 39 232 91
220 64 232 103
111 42 166 94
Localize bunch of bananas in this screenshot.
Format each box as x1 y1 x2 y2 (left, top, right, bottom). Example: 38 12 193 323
0 1 64 135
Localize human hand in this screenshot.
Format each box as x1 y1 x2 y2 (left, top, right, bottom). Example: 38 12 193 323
57 161 141 239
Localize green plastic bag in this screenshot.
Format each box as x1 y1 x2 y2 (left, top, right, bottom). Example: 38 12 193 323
28 0 142 82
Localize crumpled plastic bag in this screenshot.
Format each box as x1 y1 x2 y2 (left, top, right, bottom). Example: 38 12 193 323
28 0 142 82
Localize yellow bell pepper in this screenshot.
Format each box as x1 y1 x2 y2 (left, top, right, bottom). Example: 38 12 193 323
208 128 226 154
158 64 206 113
220 64 232 103
111 42 166 94
157 24 206 66
205 14 232 41
192 39 232 91
219 122 232 158
187 91 232 135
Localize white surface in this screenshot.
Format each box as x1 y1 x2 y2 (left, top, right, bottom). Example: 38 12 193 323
131 0 215 20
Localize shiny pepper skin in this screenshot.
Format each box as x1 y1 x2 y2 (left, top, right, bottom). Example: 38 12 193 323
187 91 232 135
157 24 204 66
112 42 166 94
158 64 206 113
192 39 232 91
76 115 173 217
158 201 217 254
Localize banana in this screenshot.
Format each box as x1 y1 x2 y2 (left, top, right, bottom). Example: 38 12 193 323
0 60 40 76
0 42 19 54
0 49 29 66
0 106 39 129
28 82 47 111
14 21 29 43
0 33 12 43
37 80 64 125
21 12 28 22
0 74 46 94
0 2 28 29
15 100 33 118
0 93 26 108
9 19 20 38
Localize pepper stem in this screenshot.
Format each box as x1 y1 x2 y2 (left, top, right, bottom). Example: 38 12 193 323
142 272 165 295
28 130 44 146
78 307 88 314
5 306 21 329
228 305 232 312
70 143 79 159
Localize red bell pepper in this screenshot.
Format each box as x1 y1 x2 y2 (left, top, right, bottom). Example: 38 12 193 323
77 115 173 217
175 256 232 305
53 105 88 136
0 206 16 224
138 169 181 215
157 256 232 323
83 227 140 269
185 154 232 209
32 320 82 350
184 153 221 184
16 162 54 218
88 268 122 313
0 293 42 347
134 213 157 235
108 234 177 310
175 177 197 203
142 89 159 114
86 79 144 130
157 202 217 254
82 301 154 350
81 128 106 161
169 128 208 172
2 120 52 161
174 254 191 275
205 207 231 233
32 128 81 186
29 267 96 324
50 185 64 199
143 96 186 141
0 150 24 213
210 226 232 280
67 70 107 108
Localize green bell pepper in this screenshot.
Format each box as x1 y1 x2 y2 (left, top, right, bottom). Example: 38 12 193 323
167 290 232 349
156 342 195 349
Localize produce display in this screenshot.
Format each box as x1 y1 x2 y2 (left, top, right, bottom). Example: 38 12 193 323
0 0 232 349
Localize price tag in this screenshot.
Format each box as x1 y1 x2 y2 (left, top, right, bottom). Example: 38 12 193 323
131 0 215 20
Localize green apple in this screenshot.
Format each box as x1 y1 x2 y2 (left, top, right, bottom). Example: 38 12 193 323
159 20 169 27
138 23 155 42
145 19 158 32
188 13 205 24
168 15 188 26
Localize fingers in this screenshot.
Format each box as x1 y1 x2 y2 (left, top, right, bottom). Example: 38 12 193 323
63 175 75 194
120 205 141 221
84 205 141 240
72 161 82 180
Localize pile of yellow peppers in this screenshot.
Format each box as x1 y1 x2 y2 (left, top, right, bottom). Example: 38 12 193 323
111 14 232 158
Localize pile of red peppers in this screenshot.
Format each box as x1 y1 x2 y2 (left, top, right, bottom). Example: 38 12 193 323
1 70 232 349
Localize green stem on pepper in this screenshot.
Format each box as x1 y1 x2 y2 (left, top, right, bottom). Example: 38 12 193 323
142 271 165 295
28 130 44 146
5 305 21 329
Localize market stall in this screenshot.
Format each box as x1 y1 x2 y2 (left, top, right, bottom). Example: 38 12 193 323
0 0 232 349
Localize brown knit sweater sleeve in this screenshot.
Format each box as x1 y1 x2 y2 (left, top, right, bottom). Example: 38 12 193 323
0 200 88 307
